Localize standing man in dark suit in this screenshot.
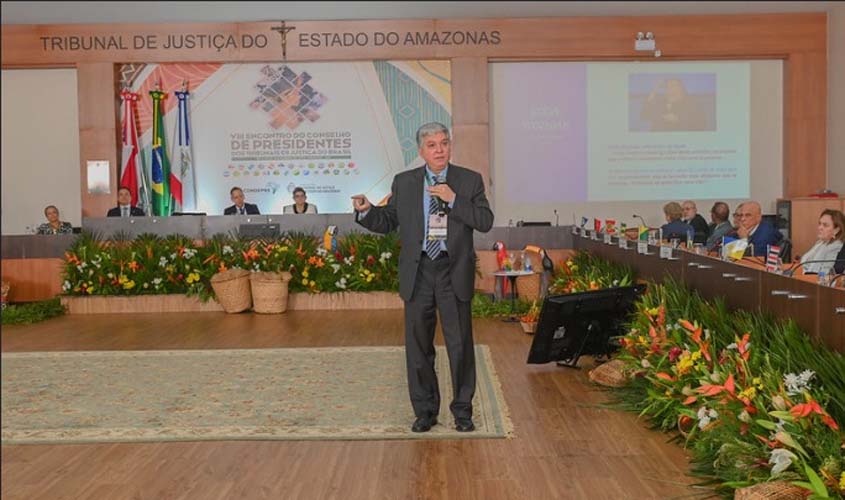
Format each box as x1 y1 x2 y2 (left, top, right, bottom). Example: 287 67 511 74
107 187 146 217
223 187 260 215
352 122 494 433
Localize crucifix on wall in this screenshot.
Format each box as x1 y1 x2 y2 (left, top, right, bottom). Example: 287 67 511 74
271 21 297 60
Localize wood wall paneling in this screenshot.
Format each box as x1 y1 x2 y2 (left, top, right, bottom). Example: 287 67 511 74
784 51 828 197
0 258 64 302
0 13 829 225
450 124 491 192
450 57 489 125
2 15 827 64
76 63 119 218
788 198 844 256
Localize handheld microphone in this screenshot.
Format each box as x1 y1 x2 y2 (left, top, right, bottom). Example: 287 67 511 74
432 174 448 213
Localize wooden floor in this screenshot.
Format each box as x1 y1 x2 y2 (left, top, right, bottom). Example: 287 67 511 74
1 311 707 500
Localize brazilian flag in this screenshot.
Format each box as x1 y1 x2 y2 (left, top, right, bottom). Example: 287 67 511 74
150 88 171 216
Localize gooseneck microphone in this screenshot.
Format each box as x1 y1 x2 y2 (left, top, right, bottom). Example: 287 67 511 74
554 209 559 226
632 214 648 228
783 259 845 277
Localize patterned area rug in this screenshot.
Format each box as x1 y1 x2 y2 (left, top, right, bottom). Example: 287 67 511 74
1 345 512 444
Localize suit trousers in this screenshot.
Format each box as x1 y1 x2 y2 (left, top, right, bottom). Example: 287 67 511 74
404 252 475 419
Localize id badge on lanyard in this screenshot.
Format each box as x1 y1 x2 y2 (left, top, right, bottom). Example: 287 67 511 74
428 213 447 241
427 172 448 241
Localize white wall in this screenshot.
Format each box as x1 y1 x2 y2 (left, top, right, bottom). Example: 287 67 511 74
1 68 81 234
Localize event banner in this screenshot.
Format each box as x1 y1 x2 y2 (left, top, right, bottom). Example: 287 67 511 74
122 60 451 214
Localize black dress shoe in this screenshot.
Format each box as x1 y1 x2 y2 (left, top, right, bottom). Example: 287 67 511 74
455 417 475 432
412 415 437 433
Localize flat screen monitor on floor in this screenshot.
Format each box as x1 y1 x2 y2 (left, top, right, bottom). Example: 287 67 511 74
527 284 646 368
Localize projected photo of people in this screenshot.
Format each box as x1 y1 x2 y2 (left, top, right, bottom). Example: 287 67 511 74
628 73 716 132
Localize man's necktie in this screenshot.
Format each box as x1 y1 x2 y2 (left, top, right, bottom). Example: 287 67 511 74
122 206 129 218
425 191 441 259
240 207 245 215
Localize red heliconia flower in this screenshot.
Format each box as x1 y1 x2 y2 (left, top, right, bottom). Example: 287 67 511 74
668 346 683 363
736 333 751 361
790 398 840 431
366 255 376 266
335 251 343 261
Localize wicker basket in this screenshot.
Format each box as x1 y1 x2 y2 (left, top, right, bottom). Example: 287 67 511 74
588 359 629 387
515 272 542 301
250 271 292 314
520 321 537 334
734 482 807 500
210 269 252 313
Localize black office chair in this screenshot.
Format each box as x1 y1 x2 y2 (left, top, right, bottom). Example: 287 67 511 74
778 239 792 263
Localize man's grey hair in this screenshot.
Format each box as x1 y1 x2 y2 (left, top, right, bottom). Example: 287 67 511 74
416 122 450 148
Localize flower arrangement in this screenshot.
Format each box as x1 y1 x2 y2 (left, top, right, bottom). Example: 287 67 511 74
518 300 541 334
549 252 634 295
613 278 845 499
519 300 540 324
62 231 401 301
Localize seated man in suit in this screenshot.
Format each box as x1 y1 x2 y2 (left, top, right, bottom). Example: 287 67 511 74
107 187 146 217
736 201 782 256
681 200 710 245
660 202 694 243
705 201 733 252
224 187 260 215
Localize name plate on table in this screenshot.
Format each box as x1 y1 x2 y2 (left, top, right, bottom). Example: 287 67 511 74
604 233 612 245
659 246 673 259
619 238 628 250
637 241 649 254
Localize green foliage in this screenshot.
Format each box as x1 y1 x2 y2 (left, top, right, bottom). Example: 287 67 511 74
471 293 532 318
61 231 401 301
1 298 66 325
608 275 845 499
549 251 635 294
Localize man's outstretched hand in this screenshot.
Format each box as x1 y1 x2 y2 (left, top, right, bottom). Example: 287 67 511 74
351 194 372 213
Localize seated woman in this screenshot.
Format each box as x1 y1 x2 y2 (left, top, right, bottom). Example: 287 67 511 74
282 187 318 214
660 202 693 243
800 209 845 275
36 205 73 235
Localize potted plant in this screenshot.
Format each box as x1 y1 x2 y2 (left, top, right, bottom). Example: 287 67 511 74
519 300 540 334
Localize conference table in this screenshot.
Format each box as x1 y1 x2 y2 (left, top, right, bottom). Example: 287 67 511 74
3 221 842 354
572 228 844 353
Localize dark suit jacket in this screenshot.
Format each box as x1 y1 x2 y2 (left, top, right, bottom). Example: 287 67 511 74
356 163 494 302
107 206 145 217
748 221 783 256
835 244 845 274
660 220 693 242
224 203 260 215
685 214 710 244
